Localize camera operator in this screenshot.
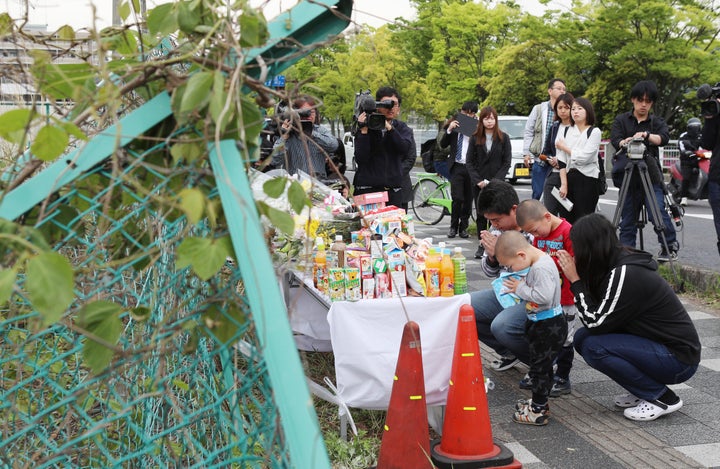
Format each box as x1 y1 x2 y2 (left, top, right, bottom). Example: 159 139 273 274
353 86 415 210
610 80 679 261
699 90 720 257
270 95 338 178
678 118 702 206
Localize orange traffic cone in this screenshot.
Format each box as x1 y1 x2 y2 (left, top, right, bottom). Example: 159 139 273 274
374 321 435 469
430 304 522 468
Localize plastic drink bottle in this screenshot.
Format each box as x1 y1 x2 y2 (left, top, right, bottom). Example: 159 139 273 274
424 247 440 297
452 246 467 294
330 235 347 268
313 237 328 293
440 248 454 297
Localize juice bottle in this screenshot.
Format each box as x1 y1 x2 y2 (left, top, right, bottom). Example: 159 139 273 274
440 248 454 297
452 246 468 295
424 247 440 297
313 237 328 293
330 235 347 268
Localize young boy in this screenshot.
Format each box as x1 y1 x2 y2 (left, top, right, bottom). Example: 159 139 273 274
494 230 567 425
516 199 578 397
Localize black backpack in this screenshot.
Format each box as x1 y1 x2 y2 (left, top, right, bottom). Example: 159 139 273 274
420 138 437 172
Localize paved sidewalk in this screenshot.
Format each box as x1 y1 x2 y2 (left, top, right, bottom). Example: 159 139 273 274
415 223 720 468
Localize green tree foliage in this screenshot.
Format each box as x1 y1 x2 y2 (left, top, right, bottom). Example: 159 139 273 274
285 0 720 134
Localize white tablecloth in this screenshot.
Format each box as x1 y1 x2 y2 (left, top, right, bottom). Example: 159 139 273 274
328 294 471 410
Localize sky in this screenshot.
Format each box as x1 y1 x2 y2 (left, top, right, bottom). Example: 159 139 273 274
4 0 570 32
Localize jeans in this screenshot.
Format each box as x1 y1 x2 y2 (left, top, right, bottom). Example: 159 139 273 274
470 289 529 364
531 162 551 200
618 181 677 248
573 327 698 401
709 180 720 245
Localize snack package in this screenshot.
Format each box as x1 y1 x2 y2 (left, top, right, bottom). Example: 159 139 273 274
328 268 346 302
345 267 362 301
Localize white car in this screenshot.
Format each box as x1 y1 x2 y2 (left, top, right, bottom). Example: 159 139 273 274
498 115 530 184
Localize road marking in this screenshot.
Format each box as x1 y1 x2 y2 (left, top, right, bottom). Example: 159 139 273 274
596 199 714 219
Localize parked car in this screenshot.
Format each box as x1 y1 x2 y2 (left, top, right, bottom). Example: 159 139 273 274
498 115 530 184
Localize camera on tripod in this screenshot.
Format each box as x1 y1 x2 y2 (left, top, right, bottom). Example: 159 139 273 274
696 82 720 118
626 137 647 160
351 90 394 135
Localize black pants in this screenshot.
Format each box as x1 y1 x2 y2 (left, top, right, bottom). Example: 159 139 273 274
566 170 600 224
680 157 698 198
449 163 473 230
542 171 571 219
526 314 567 404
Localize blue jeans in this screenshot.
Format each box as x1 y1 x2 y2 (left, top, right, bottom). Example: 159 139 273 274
573 327 697 401
709 180 720 243
470 289 529 364
618 181 677 248
531 162 551 200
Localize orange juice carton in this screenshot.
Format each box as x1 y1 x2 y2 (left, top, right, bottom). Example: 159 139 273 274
328 268 346 302
344 267 361 301
362 277 375 299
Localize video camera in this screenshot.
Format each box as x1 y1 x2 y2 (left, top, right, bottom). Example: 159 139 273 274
281 107 314 136
351 90 394 135
696 83 720 118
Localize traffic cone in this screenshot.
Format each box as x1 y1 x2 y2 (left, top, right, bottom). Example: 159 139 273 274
374 321 435 469
430 304 522 469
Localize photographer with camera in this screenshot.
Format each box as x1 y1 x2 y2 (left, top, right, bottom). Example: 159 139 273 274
270 95 338 179
352 86 415 210
698 83 720 257
610 80 679 261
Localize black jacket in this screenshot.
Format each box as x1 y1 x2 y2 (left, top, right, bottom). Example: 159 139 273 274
701 116 720 183
353 119 414 199
570 249 701 366
439 129 469 173
610 112 670 186
464 132 512 186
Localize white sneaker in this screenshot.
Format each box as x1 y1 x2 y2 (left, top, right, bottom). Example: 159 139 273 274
614 393 641 408
623 399 683 421
680 197 688 206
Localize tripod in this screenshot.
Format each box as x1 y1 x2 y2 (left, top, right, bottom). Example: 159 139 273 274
612 157 684 291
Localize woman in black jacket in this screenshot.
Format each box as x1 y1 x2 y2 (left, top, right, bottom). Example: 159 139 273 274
466 106 512 258
556 213 700 421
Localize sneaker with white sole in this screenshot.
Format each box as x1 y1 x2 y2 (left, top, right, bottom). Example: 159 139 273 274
549 377 571 397
518 373 532 390
614 393 641 408
623 399 683 421
513 399 549 426
491 355 520 371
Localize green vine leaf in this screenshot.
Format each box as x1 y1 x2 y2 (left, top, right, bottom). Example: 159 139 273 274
31 125 69 161
26 252 75 325
170 140 204 164
0 269 16 305
176 236 233 280
288 180 309 214
256 201 294 235
202 303 245 345
56 25 75 41
178 188 205 224
177 1 200 34
0 109 33 142
147 3 178 37
77 301 123 374
0 12 13 36
263 177 287 198
180 71 213 113
238 9 269 47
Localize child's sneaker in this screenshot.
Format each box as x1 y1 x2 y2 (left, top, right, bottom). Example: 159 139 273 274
549 377 571 397
513 399 549 426
518 373 532 390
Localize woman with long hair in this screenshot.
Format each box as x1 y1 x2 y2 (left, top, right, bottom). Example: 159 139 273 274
466 106 512 258
541 93 574 218
556 213 700 421
554 97 602 222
